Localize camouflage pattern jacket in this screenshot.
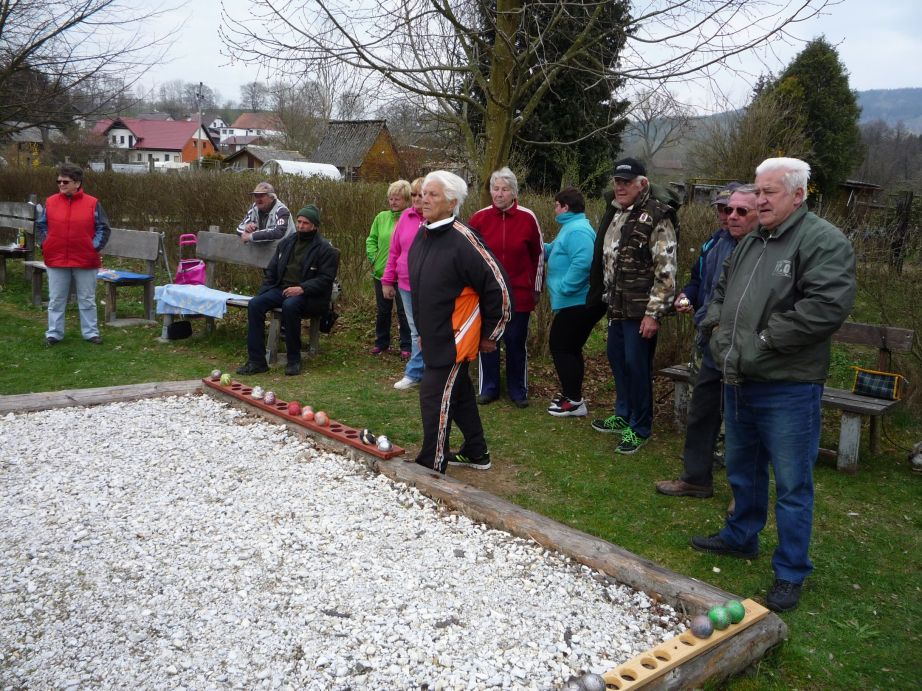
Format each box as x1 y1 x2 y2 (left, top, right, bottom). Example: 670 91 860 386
597 187 677 321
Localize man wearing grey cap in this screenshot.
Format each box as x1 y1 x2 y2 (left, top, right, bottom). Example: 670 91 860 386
236 181 295 243
586 157 678 454
236 205 339 376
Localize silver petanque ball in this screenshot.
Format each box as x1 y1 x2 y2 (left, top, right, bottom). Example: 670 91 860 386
209 369 222 381
251 386 264 400
580 673 607 691
678 296 691 308
264 391 276 405
563 677 584 691
376 435 393 452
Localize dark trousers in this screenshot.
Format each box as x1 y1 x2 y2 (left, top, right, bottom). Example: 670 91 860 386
373 277 411 351
478 311 530 402
549 303 606 401
417 361 487 471
681 361 723 487
247 287 323 366
606 318 657 438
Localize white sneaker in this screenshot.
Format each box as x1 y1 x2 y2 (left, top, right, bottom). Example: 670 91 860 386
394 376 419 390
547 397 588 417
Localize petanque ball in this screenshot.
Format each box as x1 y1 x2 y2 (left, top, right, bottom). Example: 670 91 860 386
690 614 714 638
376 435 392 452
314 411 329 426
209 369 222 381
219 373 232 386
264 391 276 405
580 673 607 691
360 428 377 445
301 409 315 421
251 386 264 400
724 599 746 624
287 401 301 416
708 605 731 630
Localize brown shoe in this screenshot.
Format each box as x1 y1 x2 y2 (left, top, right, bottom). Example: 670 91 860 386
655 479 713 498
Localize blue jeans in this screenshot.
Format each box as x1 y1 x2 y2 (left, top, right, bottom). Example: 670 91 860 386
46 267 99 340
399 287 424 381
719 381 822 584
606 319 657 438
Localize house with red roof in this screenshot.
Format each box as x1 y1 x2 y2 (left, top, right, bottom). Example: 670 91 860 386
92 117 219 164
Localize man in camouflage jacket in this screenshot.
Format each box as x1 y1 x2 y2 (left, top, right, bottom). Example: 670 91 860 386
587 157 677 454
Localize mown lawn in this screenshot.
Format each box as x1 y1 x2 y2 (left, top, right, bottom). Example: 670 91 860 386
0 273 919 690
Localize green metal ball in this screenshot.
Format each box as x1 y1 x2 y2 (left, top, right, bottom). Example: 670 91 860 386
708 605 731 630
724 599 746 624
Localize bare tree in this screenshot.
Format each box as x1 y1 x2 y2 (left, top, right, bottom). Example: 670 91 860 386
268 79 330 154
0 0 174 137
688 89 813 182
625 88 692 164
240 81 270 111
221 0 831 201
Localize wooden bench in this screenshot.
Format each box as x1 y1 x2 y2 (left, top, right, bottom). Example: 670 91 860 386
24 227 164 326
162 230 338 365
0 200 37 285
660 322 915 473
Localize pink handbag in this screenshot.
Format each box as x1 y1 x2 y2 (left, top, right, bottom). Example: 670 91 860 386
174 233 205 285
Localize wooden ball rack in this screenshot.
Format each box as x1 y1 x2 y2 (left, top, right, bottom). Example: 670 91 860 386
601 598 770 689
202 377 405 460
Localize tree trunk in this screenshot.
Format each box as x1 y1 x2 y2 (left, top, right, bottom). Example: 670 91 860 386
478 0 522 207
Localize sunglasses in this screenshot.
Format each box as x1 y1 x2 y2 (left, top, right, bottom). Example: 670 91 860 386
56 179 74 185
726 206 752 217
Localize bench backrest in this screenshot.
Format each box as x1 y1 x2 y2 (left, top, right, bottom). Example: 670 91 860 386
101 227 161 262
195 230 279 287
0 201 37 232
834 321 915 370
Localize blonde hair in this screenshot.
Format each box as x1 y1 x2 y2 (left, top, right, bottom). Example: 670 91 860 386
411 176 425 193
387 179 412 204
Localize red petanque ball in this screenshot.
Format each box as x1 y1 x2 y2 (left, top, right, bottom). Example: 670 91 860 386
314 411 329 426
288 401 301 416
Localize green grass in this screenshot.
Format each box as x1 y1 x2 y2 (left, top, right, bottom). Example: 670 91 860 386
1 273 920 690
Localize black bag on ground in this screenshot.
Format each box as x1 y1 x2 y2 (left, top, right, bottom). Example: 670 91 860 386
319 309 338 334
167 320 193 340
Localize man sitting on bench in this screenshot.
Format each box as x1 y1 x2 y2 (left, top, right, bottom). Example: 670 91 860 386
236 205 338 376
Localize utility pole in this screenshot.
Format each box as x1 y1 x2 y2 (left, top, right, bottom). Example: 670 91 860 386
196 81 204 167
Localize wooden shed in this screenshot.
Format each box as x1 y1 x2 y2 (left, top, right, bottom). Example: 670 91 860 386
311 120 402 182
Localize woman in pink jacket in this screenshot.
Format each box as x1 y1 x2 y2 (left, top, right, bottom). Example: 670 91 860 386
382 177 425 389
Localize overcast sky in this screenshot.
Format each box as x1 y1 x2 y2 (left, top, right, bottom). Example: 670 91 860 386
141 0 922 113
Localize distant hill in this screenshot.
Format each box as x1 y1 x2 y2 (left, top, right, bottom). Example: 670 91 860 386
857 88 922 133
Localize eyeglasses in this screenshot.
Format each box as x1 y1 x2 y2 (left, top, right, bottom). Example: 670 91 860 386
56 179 74 185
726 206 752 217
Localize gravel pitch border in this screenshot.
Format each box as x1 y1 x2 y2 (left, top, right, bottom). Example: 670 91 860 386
1 394 683 690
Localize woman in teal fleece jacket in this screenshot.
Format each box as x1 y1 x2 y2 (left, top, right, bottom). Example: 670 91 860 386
544 187 599 417
366 179 412 355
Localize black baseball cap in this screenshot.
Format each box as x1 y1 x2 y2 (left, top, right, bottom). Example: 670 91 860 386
613 157 647 180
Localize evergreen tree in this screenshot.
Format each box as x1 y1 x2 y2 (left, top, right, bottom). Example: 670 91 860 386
769 37 863 199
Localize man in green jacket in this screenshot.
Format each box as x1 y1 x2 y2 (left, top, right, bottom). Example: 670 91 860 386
691 157 856 613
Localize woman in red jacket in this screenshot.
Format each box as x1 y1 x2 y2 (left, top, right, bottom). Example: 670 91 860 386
35 164 111 345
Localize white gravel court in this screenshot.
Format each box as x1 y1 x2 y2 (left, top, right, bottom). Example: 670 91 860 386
0 394 682 690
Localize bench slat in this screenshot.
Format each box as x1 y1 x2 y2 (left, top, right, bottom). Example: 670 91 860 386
834 322 914 352
196 230 277 269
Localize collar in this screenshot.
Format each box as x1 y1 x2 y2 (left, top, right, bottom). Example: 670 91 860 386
424 215 456 230
491 200 519 215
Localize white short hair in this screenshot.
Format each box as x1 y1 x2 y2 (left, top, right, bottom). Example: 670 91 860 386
423 171 468 212
489 167 518 197
756 157 811 201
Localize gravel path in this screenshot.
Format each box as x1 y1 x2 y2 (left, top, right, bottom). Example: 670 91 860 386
1 394 681 690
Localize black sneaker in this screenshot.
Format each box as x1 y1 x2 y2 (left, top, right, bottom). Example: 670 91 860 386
511 399 529 409
446 450 492 470
285 360 301 376
46 336 61 346
477 394 498 405
690 533 759 559
615 429 648 454
766 579 803 612
415 456 447 474
236 361 269 375
591 414 629 433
